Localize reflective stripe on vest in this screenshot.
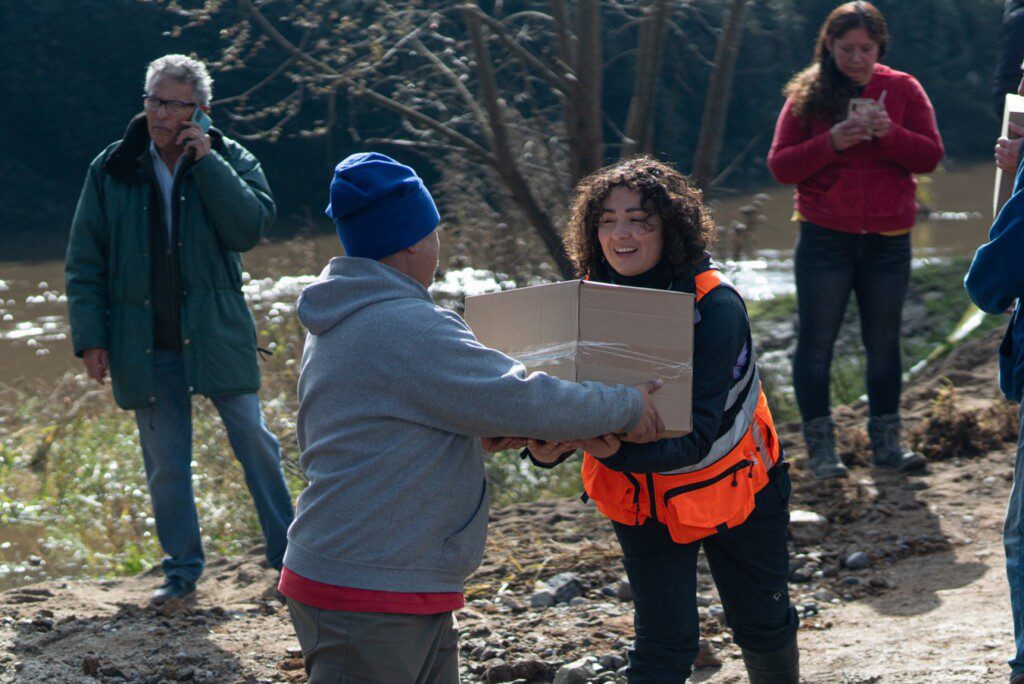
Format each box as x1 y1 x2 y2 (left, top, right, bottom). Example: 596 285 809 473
658 364 760 475
658 270 760 475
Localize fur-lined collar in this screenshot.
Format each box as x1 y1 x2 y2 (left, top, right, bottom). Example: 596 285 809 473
102 113 228 184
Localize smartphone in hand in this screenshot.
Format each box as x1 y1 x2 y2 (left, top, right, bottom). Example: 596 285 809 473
847 97 875 120
190 107 212 132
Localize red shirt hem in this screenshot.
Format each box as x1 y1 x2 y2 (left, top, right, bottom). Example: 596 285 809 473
278 567 465 615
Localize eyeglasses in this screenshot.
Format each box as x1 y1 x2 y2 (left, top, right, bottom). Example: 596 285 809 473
142 95 197 115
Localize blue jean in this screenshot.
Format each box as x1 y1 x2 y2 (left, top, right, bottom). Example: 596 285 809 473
793 222 911 421
612 464 799 681
1006 401 1024 680
135 350 294 582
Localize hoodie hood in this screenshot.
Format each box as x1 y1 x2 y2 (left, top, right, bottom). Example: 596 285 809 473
297 257 433 336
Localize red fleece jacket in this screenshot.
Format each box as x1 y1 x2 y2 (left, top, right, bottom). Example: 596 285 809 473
767 64 944 233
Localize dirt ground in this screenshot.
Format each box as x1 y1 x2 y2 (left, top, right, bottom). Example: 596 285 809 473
1 328 1021 683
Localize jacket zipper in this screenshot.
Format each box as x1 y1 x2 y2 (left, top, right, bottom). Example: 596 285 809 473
623 473 642 525
662 459 754 504
645 473 659 523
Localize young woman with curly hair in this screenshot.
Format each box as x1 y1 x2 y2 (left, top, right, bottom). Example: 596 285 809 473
767 1 943 479
529 157 799 682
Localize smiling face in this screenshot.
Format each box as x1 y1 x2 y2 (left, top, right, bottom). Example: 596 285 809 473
597 186 664 277
827 27 880 86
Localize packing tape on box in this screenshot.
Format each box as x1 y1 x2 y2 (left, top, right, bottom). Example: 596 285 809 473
510 341 693 380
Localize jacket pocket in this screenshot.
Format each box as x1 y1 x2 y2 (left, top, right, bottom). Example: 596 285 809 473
440 480 489 578
864 172 915 219
825 168 865 219
107 303 153 409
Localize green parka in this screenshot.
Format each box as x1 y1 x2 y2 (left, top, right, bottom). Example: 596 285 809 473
65 115 275 410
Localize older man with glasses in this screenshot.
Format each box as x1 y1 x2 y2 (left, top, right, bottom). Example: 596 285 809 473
65 54 294 604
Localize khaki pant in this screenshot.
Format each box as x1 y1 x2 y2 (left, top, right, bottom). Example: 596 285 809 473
286 597 459 683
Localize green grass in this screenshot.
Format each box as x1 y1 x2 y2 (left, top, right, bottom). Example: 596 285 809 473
746 293 797 321
0 312 309 585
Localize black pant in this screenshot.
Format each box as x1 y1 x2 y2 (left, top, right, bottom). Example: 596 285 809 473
792 222 911 421
612 464 798 682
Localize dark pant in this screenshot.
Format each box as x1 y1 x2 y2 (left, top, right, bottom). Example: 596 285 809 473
792 222 911 421
612 465 798 682
1005 402 1024 679
286 598 460 683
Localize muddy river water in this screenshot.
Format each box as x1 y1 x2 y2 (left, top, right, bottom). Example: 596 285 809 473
0 160 998 388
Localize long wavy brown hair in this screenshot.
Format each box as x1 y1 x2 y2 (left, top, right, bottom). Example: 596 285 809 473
563 157 716 279
784 1 889 122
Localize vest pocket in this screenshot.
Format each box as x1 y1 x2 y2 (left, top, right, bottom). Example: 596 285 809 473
660 455 769 544
581 456 642 525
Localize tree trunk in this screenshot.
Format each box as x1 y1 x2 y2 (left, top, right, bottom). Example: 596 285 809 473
551 0 603 185
465 7 574 278
620 0 673 158
572 0 604 181
691 0 749 189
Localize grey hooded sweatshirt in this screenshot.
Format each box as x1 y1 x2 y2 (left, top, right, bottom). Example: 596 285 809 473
284 257 642 594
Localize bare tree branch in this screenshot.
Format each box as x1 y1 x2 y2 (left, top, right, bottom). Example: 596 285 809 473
237 0 494 163
408 34 488 127
464 3 573 277
458 5 573 96
709 132 763 189
214 56 297 106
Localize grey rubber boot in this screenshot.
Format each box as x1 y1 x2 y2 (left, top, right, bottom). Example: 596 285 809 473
803 416 848 479
741 638 800 684
868 413 927 471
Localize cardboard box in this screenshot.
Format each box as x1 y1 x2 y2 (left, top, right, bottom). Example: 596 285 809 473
994 94 1024 217
464 280 694 437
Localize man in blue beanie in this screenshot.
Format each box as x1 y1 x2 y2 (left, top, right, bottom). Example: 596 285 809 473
279 152 665 682
967 161 1024 684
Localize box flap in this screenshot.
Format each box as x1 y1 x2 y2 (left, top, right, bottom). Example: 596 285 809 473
463 281 581 381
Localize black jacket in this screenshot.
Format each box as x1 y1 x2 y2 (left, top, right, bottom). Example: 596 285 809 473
994 0 1024 116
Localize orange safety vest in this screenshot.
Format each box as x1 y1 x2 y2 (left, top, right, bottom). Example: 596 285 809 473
582 269 782 544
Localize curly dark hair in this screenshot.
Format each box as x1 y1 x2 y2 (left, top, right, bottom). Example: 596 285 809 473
784 1 889 123
563 157 716 279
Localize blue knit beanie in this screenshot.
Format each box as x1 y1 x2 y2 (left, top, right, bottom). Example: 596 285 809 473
325 152 440 259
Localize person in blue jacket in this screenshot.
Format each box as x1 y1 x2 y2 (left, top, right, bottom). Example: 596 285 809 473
965 163 1024 684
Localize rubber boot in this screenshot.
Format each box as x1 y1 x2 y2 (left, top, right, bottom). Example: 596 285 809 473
868 413 927 471
741 637 800 684
802 416 848 479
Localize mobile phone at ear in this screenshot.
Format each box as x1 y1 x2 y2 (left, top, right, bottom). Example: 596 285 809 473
191 107 212 132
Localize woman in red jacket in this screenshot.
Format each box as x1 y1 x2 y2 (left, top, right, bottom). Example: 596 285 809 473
767 1 943 479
